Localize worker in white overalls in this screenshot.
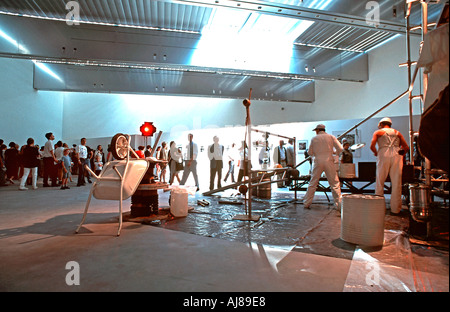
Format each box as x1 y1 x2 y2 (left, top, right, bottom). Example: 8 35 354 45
370 117 409 214
303 124 343 210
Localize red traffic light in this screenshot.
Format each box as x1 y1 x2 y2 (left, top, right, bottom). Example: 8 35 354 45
140 122 156 137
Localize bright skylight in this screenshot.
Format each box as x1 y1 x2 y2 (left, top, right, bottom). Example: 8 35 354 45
189 0 334 73
189 9 314 73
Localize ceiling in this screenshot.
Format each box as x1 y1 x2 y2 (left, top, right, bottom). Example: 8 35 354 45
2 0 442 48
0 0 447 100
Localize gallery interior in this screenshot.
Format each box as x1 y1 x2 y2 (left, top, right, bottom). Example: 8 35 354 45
0 0 448 293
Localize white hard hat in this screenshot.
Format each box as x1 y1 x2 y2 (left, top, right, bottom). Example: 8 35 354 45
379 117 392 125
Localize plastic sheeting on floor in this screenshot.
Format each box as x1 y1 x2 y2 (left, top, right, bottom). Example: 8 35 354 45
344 230 449 292
135 189 448 292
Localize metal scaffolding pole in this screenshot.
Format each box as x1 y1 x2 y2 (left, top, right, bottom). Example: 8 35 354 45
405 2 416 165
421 1 433 188
233 89 260 222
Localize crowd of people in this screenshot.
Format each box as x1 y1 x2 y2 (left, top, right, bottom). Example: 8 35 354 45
1 117 409 215
133 134 235 192
146 132 355 193
0 133 111 190
138 134 294 192
0 131 358 193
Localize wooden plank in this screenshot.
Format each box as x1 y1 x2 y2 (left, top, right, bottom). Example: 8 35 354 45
202 178 258 196
202 169 288 196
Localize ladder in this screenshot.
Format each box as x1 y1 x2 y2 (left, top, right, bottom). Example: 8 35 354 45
403 0 446 185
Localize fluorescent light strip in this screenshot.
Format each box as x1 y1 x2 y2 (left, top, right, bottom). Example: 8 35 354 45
349 31 391 52
0 11 200 34
33 59 313 81
294 42 364 53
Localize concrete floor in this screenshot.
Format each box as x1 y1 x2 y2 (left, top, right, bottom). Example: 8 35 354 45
0 179 448 292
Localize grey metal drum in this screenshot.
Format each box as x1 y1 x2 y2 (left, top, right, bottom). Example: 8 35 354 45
409 184 432 222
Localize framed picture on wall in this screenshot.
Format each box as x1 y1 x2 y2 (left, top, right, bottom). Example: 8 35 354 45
298 140 307 152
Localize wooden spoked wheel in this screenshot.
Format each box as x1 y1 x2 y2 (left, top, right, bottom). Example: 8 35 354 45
111 133 129 160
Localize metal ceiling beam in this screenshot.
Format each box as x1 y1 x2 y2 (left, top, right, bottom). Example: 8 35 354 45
169 0 410 34
32 61 316 102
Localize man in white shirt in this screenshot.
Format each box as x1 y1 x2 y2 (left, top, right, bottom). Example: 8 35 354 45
76 138 88 186
286 138 296 168
180 133 199 191
273 140 287 187
303 124 343 210
208 136 224 191
159 142 169 183
43 132 57 187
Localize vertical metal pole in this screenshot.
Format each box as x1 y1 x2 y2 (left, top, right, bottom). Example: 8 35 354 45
421 1 428 90
293 137 297 168
144 136 148 155
421 1 433 239
247 89 253 219
405 9 415 165
150 131 163 158
421 1 432 188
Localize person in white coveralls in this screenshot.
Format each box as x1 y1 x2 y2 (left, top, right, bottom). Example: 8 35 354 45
303 124 343 210
370 117 409 214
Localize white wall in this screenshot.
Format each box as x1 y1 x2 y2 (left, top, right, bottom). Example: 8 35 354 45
0 58 63 147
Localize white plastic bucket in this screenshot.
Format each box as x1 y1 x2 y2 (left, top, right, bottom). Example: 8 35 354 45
341 194 386 246
170 188 188 217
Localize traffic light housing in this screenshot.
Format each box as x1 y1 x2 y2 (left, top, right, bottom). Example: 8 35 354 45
140 122 156 137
